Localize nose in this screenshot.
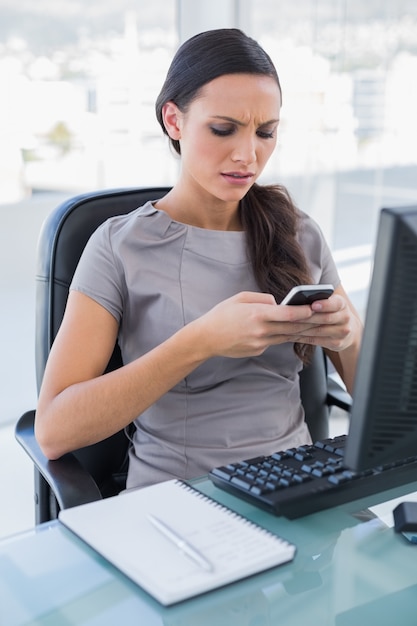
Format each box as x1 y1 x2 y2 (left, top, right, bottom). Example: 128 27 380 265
231 133 256 165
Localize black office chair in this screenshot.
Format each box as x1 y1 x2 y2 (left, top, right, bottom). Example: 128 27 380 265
15 187 351 524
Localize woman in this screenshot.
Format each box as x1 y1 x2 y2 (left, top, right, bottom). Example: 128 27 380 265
35 28 362 489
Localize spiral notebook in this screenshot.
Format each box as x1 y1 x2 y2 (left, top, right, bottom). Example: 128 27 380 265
59 479 296 605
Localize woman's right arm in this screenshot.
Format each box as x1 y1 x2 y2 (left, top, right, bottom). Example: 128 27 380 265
35 290 214 459
35 289 320 460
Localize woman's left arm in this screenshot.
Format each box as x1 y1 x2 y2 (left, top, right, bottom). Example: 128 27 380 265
320 284 363 395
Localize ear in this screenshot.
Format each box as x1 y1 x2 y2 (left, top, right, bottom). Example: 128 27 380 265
161 102 182 140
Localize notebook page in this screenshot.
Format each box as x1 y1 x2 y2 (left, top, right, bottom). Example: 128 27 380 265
59 479 295 605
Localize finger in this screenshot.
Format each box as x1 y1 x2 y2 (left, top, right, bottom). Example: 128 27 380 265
236 291 277 305
265 322 320 339
311 293 345 313
278 304 317 322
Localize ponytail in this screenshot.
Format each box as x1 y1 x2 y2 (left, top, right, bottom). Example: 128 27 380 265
240 184 314 363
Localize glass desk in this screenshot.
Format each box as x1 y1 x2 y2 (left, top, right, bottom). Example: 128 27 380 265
2 477 417 626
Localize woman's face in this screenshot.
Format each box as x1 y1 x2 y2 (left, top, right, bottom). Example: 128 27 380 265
164 73 281 207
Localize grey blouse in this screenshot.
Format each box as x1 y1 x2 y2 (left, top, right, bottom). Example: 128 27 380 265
71 201 340 489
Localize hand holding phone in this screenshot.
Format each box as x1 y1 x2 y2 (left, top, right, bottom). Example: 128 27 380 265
281 284 334 306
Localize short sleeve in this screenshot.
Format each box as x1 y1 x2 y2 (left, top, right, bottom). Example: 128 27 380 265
298 211 341 288
70 220 124 323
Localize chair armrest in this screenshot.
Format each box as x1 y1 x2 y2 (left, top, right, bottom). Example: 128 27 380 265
326 374 352 413
15 410 102 511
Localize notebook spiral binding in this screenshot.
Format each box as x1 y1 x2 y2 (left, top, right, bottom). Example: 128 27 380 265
175 480 292 547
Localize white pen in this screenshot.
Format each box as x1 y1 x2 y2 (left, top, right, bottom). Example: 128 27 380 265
147 513 214 572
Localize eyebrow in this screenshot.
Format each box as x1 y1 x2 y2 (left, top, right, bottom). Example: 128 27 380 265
211 115 280 127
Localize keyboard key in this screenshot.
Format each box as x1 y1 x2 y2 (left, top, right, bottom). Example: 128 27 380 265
294 452 312 461
328 474 350 485
292 473 311 483
230 476 255 490
250 485 268 496
211 466 235 481
271 451 290 461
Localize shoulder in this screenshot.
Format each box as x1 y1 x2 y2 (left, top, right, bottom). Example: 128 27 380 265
296 209 340 284
90 201 180 247
296 209 329 249
96 201 159 236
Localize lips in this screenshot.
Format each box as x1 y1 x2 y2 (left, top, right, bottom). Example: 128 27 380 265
221 171 254 183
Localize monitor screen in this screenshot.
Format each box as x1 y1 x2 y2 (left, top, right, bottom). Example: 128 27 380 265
344 205 417 471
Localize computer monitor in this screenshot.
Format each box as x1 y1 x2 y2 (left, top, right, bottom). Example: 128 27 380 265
344 204 417 471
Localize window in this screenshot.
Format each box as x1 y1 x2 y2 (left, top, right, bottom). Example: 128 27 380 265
251 0 417 315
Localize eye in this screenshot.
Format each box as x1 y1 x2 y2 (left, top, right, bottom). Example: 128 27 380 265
257 128 276 139
210 125 236 137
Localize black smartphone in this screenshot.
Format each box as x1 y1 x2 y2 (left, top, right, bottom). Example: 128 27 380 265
281 284 334 306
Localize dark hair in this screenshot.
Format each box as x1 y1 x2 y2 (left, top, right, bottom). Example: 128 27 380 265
156 29 313 362
156 28 281 155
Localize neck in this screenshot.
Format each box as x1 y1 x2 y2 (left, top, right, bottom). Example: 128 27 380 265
154 189 243 231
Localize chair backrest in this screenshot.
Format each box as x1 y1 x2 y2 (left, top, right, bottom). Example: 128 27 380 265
299 346 329 441
35 186 329 498
35 187 170 494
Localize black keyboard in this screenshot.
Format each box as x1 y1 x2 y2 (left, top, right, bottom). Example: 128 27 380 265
209 435 417 519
